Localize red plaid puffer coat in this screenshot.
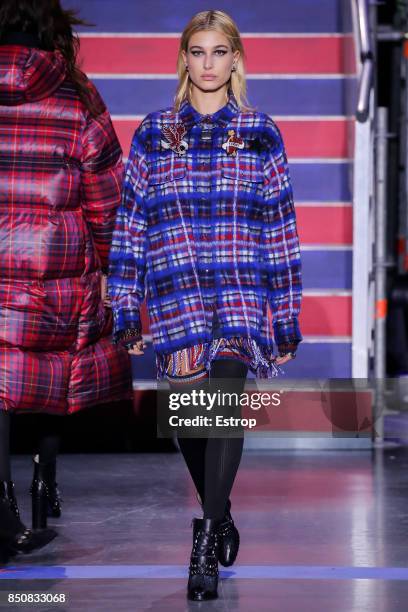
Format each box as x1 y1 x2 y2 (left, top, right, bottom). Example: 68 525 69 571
0 44 132 415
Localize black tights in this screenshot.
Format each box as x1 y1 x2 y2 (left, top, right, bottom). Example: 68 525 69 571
170 359 248 521
0 411 61 483
0 411 11 482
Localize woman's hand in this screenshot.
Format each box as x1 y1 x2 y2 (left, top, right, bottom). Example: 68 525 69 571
101 274 111 308
275 353 295 366
127 339 147 356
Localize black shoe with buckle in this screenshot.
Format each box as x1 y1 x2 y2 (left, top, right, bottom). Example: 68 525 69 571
195 492 240 567
187 518 220 601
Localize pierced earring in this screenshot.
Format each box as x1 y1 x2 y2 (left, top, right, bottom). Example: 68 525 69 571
185 65 189 72
232 64 237 72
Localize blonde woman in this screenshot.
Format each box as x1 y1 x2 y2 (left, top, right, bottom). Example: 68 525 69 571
108 10 302 601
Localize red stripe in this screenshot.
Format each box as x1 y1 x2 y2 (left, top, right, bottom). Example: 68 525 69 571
113 119 353 159
297 206 352 245
79 36 356 75
140 295 351 337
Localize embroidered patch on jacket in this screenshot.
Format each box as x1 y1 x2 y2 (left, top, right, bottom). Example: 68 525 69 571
161 123 189 155
222 130 245 156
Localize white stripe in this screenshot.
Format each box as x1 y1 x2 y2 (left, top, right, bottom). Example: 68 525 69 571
290 158 352 163
79 32 352 39
295 201 352 207
112 115 355 121
300 244 352 251
298 335 351 342
303 289 351 296
89 73 355 80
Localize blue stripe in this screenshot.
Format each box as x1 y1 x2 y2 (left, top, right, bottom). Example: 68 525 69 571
72 0 346 33
94 78 357 117
277 342 351 378
291 163 352 201
2 564 408 580
302 250 352 289
131 342 352 380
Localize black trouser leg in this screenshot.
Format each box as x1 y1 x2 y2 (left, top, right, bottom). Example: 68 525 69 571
169 373 210 505
0 411 11 482
203 359 248 520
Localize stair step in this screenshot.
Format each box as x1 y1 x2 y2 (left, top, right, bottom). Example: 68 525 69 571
140 294 351 338
76 0 349 34
94 77 356 117
130 340 352 380
80 35 356 75
113 117 354 159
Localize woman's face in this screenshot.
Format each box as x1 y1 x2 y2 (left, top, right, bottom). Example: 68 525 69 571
182 29 240 92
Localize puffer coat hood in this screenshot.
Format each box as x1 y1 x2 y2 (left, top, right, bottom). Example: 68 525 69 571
0 45 66 105
0 44 132 415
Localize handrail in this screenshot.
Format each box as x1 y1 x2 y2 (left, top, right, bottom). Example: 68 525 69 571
355 0 374 122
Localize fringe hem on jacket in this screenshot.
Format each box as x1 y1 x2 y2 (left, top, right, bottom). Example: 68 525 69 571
155 337 283 380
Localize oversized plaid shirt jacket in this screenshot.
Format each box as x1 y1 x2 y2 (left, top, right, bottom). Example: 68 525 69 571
108 91 303 378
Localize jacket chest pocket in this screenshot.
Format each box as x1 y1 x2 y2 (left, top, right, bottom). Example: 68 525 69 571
221 155 264 186
148 155 187 186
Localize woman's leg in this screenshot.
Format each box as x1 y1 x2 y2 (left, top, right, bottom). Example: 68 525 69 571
203 359 248 520
31 415 63 526
0 410 11 482
35 415 61 467
168 370 210 505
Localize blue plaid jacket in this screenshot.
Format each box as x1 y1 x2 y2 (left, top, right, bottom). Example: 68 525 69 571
108 91 303 377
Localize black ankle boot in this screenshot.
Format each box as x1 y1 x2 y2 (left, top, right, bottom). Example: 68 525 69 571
195 492 240 567
8 527 57 555
30 460 62 528
217 499 240 567
0 481 20 519
187 518 220 601
0 499 57 560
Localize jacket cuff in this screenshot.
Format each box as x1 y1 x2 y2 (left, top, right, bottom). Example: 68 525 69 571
112 306 142 339
273 317 302 355
114 327 143 348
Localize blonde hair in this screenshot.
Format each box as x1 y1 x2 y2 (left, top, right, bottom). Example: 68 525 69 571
173 10 252 112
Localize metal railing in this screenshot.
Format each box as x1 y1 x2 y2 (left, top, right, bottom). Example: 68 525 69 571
355 0 374 122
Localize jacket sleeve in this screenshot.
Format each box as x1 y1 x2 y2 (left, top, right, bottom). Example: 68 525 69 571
261 116 303 354
107 125 149 339
80 91 124 271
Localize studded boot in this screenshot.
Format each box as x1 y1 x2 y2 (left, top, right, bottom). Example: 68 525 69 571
188 517 220 601
195 491 240 567
30 458 62 530
0 481 20 519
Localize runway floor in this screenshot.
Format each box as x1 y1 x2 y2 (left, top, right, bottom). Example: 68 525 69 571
1 445 408 611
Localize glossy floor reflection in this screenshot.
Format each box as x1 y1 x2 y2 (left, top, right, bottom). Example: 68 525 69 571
1 444 408 611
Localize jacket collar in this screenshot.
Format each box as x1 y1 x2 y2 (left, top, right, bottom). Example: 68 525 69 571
178 89 239 131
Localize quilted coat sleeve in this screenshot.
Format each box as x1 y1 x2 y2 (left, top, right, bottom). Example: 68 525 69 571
80 92 124 271
261 116 303 355
107 125 149 339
